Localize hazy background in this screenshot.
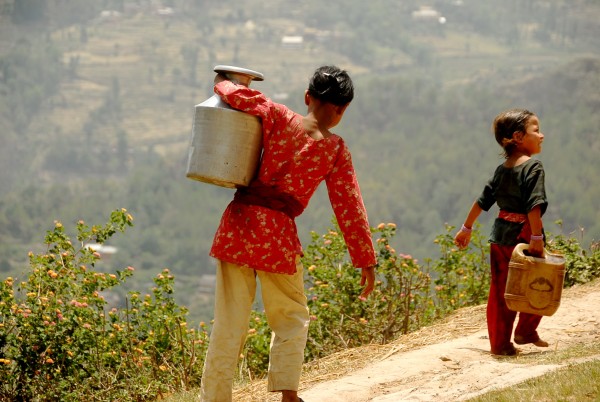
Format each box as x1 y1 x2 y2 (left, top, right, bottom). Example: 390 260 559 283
1 0 599 324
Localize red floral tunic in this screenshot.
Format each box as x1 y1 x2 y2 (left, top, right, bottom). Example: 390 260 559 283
209 80 376 274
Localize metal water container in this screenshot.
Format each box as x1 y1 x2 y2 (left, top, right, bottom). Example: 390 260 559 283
186 65 264 188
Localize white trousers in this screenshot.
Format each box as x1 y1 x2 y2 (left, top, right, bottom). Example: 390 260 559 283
200 258 309 402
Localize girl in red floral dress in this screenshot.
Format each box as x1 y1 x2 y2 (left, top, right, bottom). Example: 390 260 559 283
454 109 549 356
200 66 377 402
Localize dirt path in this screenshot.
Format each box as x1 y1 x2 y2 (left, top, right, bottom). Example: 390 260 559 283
236 279 600 401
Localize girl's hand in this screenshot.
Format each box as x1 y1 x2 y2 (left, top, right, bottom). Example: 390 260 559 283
213 73 228 85
359 266 376 299
454 228 472 249
528 238 544 257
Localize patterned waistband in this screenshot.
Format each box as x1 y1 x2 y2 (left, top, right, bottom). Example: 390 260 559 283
498 210 527 224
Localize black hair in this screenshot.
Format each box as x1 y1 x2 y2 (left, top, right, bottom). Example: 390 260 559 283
492 108 536 158
307 65 354 106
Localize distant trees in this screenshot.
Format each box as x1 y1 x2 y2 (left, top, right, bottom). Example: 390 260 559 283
0 36 64 193
180 44 199 85
7 0 103 28
10 0 47 24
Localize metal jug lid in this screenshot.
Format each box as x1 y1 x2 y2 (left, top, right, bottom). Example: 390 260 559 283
214 65 264 82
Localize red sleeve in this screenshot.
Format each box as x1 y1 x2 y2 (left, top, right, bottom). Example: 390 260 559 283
214 80 274 119
325 141 377 268
214 80 287 142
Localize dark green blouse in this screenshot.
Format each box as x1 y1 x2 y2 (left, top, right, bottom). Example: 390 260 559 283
477 158 548 246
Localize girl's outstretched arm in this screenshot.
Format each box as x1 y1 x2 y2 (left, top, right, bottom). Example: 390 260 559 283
454 201 483 249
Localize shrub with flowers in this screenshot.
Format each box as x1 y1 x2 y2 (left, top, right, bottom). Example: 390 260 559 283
0 209 209 402
302 220 436 361
429 223 490 315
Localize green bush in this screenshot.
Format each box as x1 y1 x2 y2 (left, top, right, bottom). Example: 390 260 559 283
0 210 209 402
303 221 435 359
546 221 600 287
429 223 490 315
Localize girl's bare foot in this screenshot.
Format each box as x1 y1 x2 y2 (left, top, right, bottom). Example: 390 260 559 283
281 390 303 402
514 335 549 347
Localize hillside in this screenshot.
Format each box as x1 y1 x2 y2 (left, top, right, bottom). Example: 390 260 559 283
234 278 600 401
1 0 599 325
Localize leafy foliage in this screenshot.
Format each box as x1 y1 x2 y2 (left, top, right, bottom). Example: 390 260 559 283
0 210 209 401
547 221 600 287
430 223 490 315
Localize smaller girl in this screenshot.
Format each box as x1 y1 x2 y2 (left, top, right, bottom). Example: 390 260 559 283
454 108 549 356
